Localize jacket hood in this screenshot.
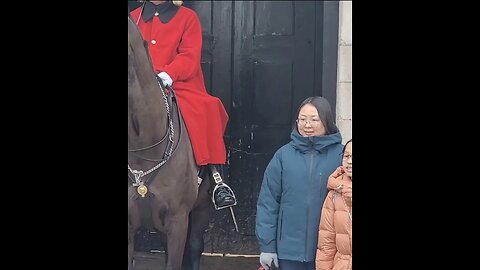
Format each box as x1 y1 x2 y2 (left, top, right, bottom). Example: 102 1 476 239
327 172 352 208
290 129 342 153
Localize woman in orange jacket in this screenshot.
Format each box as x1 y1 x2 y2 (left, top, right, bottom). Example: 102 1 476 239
316 139 352 270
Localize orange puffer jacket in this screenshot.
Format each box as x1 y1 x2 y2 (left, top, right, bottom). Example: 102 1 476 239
315 170 352 270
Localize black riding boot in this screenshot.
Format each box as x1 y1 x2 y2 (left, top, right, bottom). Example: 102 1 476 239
209 165 236 210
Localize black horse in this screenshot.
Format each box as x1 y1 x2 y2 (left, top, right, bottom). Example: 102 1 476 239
128 16 212 270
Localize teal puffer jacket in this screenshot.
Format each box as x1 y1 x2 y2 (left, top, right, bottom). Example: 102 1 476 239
256 129 343 262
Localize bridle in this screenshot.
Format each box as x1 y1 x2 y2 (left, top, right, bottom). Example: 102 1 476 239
127 79 183 188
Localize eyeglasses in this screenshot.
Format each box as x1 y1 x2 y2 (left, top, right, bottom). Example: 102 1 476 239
296 119 321 126
342 154 352 161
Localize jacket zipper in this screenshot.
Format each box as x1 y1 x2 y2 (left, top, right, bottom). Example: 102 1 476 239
304 153 314 260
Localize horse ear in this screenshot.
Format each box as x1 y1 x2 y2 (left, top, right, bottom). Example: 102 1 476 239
172 0 183 6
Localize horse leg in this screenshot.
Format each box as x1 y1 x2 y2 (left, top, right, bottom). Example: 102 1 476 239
164 212 190 270
128 219 134 270
183 176 213 270
128 190 141 270
184 205 211 270
159 231 169 267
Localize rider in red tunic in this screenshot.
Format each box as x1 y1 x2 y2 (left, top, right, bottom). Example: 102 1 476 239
130 0 236 209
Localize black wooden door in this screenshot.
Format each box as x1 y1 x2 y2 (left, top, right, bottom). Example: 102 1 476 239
131 0 339 255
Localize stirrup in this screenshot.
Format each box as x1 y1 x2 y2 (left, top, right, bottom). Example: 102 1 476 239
209 165 237 210
212 183 237 210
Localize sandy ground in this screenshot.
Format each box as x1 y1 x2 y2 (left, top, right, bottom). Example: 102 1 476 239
133 251 260 270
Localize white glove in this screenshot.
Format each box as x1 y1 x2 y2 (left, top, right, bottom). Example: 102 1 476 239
260 252 278 269
157 71 173 87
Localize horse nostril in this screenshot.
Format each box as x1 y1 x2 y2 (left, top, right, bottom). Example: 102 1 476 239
131 114 140 136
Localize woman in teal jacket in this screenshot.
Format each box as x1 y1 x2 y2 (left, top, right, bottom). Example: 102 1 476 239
256 96 343 270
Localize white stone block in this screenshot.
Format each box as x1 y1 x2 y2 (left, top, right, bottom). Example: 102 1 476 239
339 1 352 45
338 45 352 83
337 82 352 120
337 119 352 144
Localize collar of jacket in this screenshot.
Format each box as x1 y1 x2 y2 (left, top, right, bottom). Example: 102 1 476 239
141 1 180 24
290 128 342 153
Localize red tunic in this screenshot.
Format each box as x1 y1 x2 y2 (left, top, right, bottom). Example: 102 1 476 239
131 6 228 166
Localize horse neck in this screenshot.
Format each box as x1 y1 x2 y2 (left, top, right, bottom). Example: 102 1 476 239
143 81 169 133
128 17 170 157
128 78 169 153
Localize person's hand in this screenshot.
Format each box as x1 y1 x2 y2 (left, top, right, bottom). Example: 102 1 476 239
331 166 345 178
260 252 278 269
157 72 173 87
